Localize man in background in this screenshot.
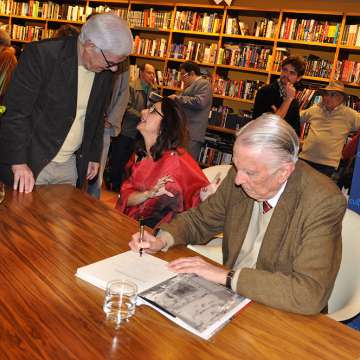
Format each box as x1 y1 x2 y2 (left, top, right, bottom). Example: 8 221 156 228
300 81 360 177
0 13 133 193
129 114 346 315
253 55 306 135
108 63 157 193
169 61 212 161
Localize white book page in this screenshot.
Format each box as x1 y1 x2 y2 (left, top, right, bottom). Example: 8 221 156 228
76 251 176 293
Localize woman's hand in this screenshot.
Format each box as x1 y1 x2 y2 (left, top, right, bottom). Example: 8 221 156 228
148 175 175 198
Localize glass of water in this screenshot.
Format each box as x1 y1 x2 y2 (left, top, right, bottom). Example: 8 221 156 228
103 280 138 328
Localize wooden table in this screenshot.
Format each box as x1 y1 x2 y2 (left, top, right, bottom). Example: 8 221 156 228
1 185 360 360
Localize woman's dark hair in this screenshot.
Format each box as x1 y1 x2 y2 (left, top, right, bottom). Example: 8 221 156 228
136 97 189 161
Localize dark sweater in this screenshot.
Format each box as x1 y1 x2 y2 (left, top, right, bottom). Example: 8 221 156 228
252 80 300 135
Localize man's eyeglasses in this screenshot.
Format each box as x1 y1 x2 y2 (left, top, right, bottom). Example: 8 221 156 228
149 104 163 118
100 49 123 69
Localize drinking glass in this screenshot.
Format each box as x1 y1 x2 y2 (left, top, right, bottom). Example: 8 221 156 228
103 280 138 328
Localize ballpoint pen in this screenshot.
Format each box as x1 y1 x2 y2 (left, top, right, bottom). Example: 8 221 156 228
139 217 144 257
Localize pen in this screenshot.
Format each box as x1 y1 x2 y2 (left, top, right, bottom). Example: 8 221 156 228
139 217 144 257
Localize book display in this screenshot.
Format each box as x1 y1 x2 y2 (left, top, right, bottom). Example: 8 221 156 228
1 0 360 165
76 251 251 340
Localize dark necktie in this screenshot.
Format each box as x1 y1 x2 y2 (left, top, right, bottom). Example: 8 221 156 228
263 201 272 214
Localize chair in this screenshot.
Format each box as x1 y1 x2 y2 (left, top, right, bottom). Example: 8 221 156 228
202 164 232 184
327 209 360 321
186 165 232 264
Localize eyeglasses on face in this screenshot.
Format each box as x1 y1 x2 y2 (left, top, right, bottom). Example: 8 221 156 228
99 49 123 69
149 104 163 118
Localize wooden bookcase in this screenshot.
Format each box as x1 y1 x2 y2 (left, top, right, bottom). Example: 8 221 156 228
1 0 360 165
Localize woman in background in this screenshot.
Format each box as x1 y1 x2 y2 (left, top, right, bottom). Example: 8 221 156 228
0 29 17 104
116 97 210 228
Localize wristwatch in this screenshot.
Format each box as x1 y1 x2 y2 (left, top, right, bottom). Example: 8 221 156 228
226 270 235 290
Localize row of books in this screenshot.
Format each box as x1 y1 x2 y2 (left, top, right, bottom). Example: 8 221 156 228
341 24 360 47
0 0 10 14
170 42 218 64
11 24 44 41
296 88 321 110
271 48 288 72
303 55 332 78
129 64 164 86
162 68 184 89
279 18 340 44
212 76 264 100
208 105 252 129
217 44 271 70
173 11 222 33
12 1 88 22
224 16 276 38
89 6 128 20
334 60 360 84
128 9 172 29
132 36 168 58
345 95 360 112
198 143 233 166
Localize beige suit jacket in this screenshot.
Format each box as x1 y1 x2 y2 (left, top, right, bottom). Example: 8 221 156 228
160 161 347 314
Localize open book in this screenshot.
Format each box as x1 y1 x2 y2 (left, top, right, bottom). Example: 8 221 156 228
76 251 251 340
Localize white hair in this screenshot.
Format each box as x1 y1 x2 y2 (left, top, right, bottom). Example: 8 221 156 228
235 113 299 168
79 13 133 56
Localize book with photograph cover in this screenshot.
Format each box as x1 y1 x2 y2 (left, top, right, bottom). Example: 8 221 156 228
76 251 250 340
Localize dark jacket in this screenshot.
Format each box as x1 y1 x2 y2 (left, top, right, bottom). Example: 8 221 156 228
252 81 301 135
0 36 113 188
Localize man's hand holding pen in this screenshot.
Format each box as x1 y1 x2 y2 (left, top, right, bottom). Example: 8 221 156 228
129 230 166 255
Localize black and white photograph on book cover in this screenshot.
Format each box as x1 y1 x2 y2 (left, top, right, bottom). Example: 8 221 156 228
139 273 249 335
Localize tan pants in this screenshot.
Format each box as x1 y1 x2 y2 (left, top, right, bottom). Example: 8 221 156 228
36 155 77 186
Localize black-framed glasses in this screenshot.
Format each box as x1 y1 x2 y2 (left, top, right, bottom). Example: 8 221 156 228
149 104 163 118
100 49 123 69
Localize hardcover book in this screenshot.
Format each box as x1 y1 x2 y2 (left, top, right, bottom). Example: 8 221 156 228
76 251 250 340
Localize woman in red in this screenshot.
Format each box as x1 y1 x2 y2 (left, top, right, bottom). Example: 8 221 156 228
116 97 210 228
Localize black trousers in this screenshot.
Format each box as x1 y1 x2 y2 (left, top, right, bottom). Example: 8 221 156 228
109 134 135 191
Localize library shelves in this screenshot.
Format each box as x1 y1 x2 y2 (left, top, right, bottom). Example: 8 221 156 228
2 1 360 164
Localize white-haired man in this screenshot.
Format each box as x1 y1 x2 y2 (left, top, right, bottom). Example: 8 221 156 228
129 114 346 315
0 13 133 193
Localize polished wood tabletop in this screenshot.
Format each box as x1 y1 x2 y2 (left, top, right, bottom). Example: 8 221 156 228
0 185 360 360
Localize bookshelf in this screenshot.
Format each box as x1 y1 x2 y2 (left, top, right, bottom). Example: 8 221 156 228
2 0 360 165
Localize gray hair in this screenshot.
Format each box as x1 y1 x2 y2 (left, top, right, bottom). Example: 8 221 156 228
79 13 133 56
235 113 299 168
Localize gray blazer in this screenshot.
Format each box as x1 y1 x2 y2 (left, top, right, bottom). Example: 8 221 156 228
106 59 130 137
121 78 157 139
175 77 212 142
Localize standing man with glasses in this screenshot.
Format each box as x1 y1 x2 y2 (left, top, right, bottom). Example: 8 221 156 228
0 13 133 193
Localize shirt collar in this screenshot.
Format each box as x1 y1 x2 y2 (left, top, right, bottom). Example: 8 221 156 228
320 102 345 113
266 181 287 208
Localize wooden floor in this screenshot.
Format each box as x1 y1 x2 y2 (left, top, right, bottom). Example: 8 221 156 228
99 185 119 209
